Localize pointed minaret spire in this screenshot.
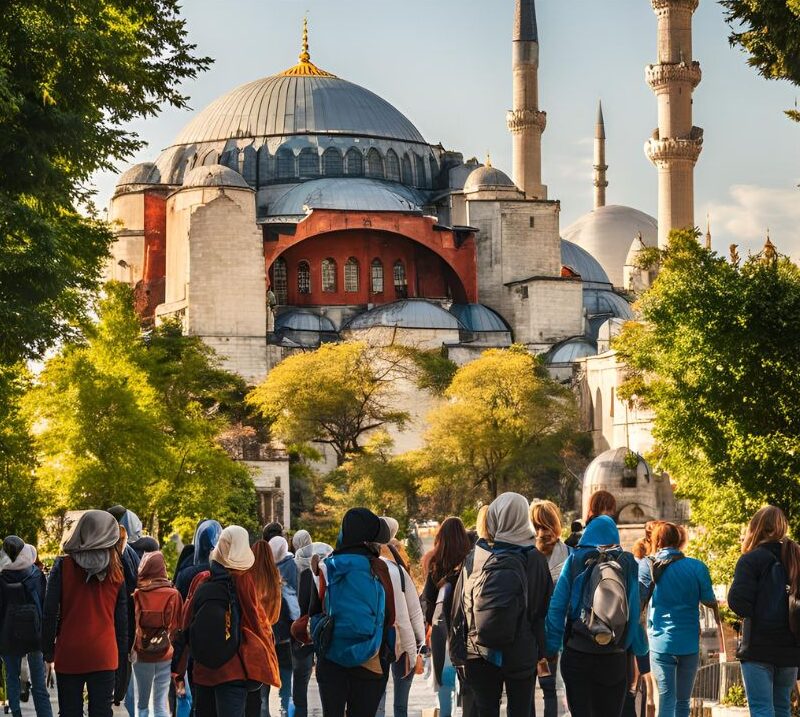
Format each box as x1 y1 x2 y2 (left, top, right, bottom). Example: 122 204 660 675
508 0 547 199
593 100 608 209
705 214 712 250
299 16 310 63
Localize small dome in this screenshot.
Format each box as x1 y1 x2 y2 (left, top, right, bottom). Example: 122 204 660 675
561 240 612 288
181 164 250 189
546 336 597 365
116 162 161 187
345 300 463 331
625 234 649 266
449 304 510 333
463 165 518 194
272 309 338 348
582 447 654 524
562 205 657 287
583 289 634 340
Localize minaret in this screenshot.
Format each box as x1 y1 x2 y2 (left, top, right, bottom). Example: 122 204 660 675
593 101 608 209
645 0 703 248
507 0 547 200
705 214 712 250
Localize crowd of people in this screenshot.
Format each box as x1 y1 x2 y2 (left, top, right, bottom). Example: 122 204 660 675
0 496 799 717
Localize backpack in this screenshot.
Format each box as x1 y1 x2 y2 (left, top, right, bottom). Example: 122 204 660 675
568 547 629 652
641 553 685 610
466 545 528 651
189 573 241 668
0 577 41 656
311 553 386 668
134 588 173 658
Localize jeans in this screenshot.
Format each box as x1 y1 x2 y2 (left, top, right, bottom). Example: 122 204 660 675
463 659 534 717
56 670 116 717
650 652 699 717
561 647 628 717
376 661 414 717
132 660 172 717
263 642 293 717
439 663 457 717
291 644 314 717
194 681 249 717
315 656 389 717
125 674 136 717
532 658 558 717
2 653 52 717
741 661 799 717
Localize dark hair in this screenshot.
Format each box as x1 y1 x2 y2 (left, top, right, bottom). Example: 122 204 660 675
427 517 472 585
586 490 617 523
262 522 283 542
653 522 682 551
570 520 583 533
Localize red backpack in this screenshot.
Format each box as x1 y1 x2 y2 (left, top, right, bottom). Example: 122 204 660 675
134 587 175 658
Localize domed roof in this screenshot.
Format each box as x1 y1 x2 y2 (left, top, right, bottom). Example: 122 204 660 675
546 336 597 365
181 164 250 189
583 447 652 492
583 288 634 340
463 165 518 194
116 162 161 187
345 300 463 331
562 205 657 287
449 304 510 333
272 309 339 348
561 240 612 288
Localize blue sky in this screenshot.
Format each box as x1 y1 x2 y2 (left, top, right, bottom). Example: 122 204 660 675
91 0 800 256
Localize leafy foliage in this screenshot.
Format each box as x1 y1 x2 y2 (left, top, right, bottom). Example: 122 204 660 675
390 346 458 395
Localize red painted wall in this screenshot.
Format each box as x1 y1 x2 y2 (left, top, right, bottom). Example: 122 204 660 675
134 191 167 320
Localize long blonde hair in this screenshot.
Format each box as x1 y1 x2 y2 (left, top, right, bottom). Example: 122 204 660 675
476 505 491 541
743 506 800 599
530 500 562 557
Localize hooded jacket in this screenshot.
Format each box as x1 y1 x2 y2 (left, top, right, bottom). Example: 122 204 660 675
175 520 222 598
133 552 183 663
0 543 47 653
544 515 647 657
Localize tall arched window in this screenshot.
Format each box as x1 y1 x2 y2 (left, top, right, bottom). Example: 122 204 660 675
367 149 384 178
276 148 295 180
401 154 413 185
429 156 439 186
298 148 319 178
272 258 288 305
322 258 337 293
415 154 427 188
371 259 384 294
386 150 401 182
344 258 360 293
393 261 407 299
345 149 363 176
323 148 343 177
297 261 311 294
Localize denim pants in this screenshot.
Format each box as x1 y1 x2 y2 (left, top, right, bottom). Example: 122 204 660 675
262 642 293 717
741 661 799 717
56 670 116 717
650 652 700 717
2 652 53 717
438 662 457 717
132 660 172 717
291 644 314 717
376 661 414 717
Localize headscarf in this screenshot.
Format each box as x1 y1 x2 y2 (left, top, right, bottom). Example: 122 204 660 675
2 536 24 563
62 510 121 580
137 551 172 591
336 508 391 550
211 526 255 571
486 492 535 547
193 519 223 566
0 542 36 572
269 536 289 564
578 514 620 549
133 536 159 555
295 542 333 575
380 517 400 541
120 510 143 543
292 530 312 552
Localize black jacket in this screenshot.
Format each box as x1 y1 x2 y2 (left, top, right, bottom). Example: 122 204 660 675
728 542 800 667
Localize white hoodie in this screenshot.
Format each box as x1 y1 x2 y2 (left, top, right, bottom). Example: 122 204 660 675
381 557 425 675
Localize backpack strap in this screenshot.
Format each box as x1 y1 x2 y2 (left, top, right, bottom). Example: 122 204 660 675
386 544 407 592
643 553 685 609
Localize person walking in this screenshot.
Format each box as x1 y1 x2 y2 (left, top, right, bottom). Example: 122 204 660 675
530 501 570 717
42 510 129 717
728 506 800 717
131 551 182 717
450 493 553 717
0 537 52 717
421 517 473 717
585 490 617 525
376 517 425 717
308 508 394 717
268 537 299 717
175 520 223 599
639 522 721 717
545 513 647 717
179 525 277 717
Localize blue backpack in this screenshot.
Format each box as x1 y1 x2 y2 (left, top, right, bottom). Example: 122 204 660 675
311 553 386 667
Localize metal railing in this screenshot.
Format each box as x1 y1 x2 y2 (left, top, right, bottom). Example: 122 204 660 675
690 662 743 715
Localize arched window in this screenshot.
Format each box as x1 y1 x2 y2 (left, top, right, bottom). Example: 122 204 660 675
201 149 219 167
393 261 407 299
415 154 427 188
276 148 295 180
322 258 337 293
298 148 319 178
241 146 257 184
386 150 400 182
220 148 239 171
371 259 384 294
344 258 360 293
401 154 413 185
367 149 384 178
323 148 343 177
297 261 311 294
272 258 288 305
429 156 439 186
345 149 363 176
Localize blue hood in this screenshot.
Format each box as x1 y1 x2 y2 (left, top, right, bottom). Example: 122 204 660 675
193 520 223 566
578 515 620 548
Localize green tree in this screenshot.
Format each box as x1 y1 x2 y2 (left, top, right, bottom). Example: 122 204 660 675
0 2 209 368
248 342 409 465
720 0 800 121
421 345 579 503
615 229 800 580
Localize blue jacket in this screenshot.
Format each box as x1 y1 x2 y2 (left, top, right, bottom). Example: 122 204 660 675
545 515 647 656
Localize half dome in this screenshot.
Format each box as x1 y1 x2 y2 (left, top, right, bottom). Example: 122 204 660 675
181 164 250 189
345 300 463 331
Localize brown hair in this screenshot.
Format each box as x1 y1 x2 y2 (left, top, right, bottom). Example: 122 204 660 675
632 539 648 560
251 539 282 626
653 522 682 551
742 506 800 599
107 547 123 584
427 517 473 585
530 500 563 557
644 520 662 555
586 490 617 523
476 505 491 541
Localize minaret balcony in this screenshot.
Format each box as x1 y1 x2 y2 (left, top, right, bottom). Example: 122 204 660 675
644 131 704 166
507 109 547 134
651 0 700 13
646 61 702 91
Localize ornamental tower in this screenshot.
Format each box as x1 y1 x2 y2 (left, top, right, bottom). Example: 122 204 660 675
594 101 608 209
508 0 547 199
645 0 703 248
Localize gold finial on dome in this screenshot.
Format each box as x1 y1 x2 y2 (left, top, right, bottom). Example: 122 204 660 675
279 17 337 78
486 152 492 168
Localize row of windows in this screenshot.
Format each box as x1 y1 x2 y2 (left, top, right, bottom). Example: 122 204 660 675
272 257 408 303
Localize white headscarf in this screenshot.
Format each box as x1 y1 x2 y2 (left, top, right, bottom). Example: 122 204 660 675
295 542 333 574
292 530 312 552
210 526 255 571
269 536 289 564
486 492 535 547
380 517 400 541
0 544 36 572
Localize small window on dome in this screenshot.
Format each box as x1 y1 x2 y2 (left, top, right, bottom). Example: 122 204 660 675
272 258 288 305
345 149 363 177
367 149 384 179
323 148 343 177
393 261 407 299
276 149 295 180
322 258 337 293
386 150 400 182
297 261 311 295
298 148 319 178
344 258 359 293
371 259 384 294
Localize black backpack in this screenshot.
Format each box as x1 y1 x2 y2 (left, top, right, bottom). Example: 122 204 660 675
189 574 241 668
0 576 42 656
